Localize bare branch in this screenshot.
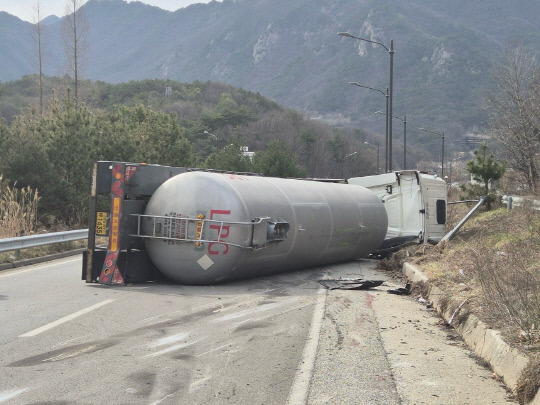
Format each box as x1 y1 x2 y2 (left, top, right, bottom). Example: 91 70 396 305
487 44 540 193
62 0 88 107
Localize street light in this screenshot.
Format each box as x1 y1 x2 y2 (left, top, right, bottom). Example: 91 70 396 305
338 32 395 171
448 157 460 186
341 151 358 177
364 142 380 174
377 111 406 169
349 82 389 172
419 128 445 178
203 130 218 153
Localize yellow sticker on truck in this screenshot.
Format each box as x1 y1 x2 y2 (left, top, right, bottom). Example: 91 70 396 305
96 212 109 236
110 197 121 252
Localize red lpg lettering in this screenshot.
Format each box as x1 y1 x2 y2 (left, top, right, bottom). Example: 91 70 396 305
208 209 231 255
209 225 230 239
208 242 229 255
210 209 231 219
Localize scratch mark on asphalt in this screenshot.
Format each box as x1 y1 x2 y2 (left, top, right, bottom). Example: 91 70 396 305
149 332 190 348
0 388 28 403
144 338 205 358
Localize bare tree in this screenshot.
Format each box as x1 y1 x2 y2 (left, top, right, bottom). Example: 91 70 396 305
62 0 88 108
31 0 45 115
487 44 540 194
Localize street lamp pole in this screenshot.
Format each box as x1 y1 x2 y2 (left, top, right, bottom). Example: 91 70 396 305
389 40 394 171
419 128 445 178
349 82 389 171
364 142 380 174
338 32 394 171
377 112 406 169
403 115 406 170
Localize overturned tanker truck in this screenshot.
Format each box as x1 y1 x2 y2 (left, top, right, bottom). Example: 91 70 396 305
82 162 444 285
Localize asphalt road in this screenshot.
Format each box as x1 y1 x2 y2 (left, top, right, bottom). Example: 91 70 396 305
0 256 516 404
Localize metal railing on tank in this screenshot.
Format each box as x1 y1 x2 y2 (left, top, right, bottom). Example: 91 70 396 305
130 214 289 251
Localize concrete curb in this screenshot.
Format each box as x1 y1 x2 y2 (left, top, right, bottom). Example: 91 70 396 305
0 249 84 272
403 262 539 404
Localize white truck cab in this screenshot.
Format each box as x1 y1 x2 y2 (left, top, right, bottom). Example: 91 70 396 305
348 170 447 250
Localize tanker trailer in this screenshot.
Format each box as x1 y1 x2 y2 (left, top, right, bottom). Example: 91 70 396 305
133 171 388 284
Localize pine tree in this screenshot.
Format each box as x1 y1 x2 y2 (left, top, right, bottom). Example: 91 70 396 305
466 143 505 209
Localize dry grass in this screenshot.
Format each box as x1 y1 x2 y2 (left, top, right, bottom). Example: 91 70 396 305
411 207 540 347
0 177 84 264
516 354 540 404
0 175 40 238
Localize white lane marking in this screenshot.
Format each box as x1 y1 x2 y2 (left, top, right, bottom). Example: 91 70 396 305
286 288 327 405
0 257 80 278
0 388 28 403
19 299 115 337
150 332 190 348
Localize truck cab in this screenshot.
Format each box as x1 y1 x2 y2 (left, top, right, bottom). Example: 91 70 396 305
348 171 447 250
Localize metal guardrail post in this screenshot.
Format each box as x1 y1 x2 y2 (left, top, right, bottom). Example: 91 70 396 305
507 195 513 211
439 196 487 243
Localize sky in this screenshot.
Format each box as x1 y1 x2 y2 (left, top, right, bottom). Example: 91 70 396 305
0 0 216 22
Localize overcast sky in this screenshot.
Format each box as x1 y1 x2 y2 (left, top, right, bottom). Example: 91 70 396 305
0 0 218 22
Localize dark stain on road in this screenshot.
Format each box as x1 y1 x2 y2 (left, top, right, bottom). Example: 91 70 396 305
127 371 156 398
125 304 223 338
8 339 119 367
232 320 274 333
172 353 195 361
327 312 345 348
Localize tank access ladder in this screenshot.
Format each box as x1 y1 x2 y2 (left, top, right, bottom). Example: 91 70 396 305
130 213 290 251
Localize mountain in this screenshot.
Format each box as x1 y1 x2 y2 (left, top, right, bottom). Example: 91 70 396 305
41 15 61 25
1 0 539 161
0 12 34 81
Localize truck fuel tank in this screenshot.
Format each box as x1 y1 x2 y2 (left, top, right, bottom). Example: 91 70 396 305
136 172 387 284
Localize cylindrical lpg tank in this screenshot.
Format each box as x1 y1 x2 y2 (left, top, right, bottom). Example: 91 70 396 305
142 171 387 285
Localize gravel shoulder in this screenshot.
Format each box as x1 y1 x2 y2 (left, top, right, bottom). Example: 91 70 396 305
306 260 516 404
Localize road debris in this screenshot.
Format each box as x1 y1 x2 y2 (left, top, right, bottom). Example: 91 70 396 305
387 282 411 295
317 279 384 290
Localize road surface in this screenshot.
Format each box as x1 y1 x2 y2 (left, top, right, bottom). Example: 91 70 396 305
0 256 515 404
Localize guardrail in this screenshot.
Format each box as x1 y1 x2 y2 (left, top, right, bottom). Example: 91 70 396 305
0 229 88 253
501 195 540 211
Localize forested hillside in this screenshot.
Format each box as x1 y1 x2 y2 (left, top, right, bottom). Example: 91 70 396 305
1 0 539 162
0 77 375 225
